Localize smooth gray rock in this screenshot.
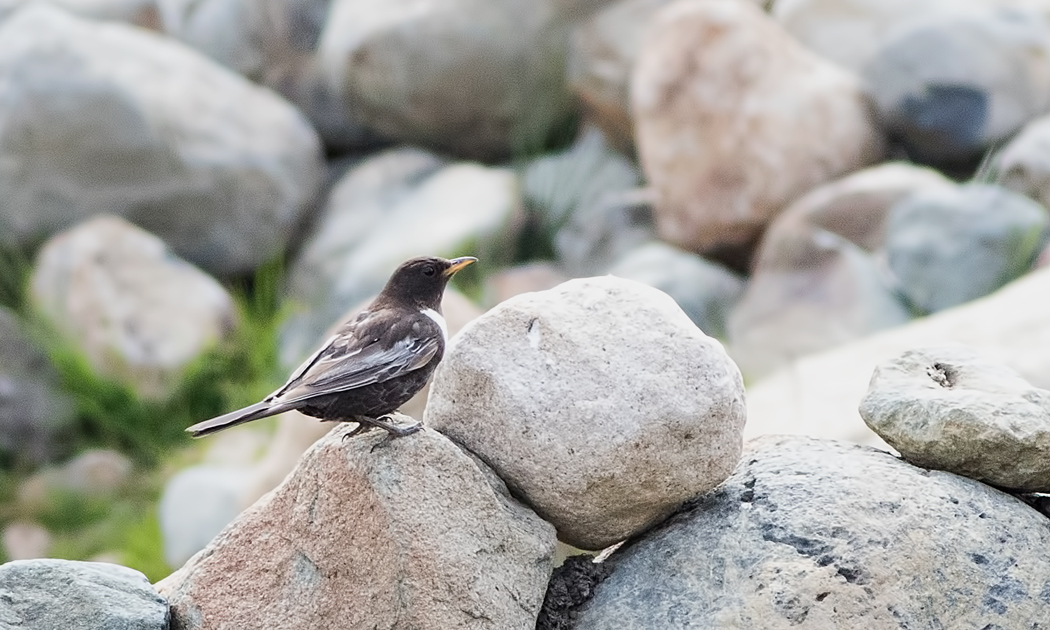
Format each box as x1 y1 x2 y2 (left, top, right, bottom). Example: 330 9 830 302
607 241 744 338
861 346 1050 491
0 559 168 630
318 0 575 160
884 183 1050 314
158 465 254 568
30 216 236 400
157 427 555 630
158 0 383 151
728 227 911 379
0 306 75 466
0 0 159 26
425 276 746 550
575 435 1050 628
863 7 1050 164
0 5 324 276
281 148 520 367
554 188 655 278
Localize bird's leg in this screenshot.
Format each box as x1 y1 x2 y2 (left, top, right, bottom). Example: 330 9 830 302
341 417 378 441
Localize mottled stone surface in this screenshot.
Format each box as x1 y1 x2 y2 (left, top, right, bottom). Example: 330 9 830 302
0 559 169 630
426 276 746 550
574 435 1050 628
157 427 555 630
861 346 1050 491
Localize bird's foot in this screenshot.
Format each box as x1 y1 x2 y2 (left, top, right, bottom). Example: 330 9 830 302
371 414 424 438
341 419 377 441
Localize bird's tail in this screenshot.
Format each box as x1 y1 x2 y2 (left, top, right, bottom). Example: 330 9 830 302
185 401 278 438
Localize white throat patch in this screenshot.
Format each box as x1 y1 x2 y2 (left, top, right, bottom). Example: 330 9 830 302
421 308 448 342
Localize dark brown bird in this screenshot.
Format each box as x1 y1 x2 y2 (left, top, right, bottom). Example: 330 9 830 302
186 255 477 439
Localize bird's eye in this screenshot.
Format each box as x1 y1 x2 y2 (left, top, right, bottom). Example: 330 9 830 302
423 265 436 277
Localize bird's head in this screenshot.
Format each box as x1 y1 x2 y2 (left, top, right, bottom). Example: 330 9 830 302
378 256 477 310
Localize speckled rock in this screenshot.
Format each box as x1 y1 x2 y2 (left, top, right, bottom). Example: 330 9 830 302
884 183 1049 314
861 346 1050 491
425 276 746 550
574 435 1050 628
0 559 168 630
0 5 324 276
30 216 236 400
633 0 883 255
156 426 555 630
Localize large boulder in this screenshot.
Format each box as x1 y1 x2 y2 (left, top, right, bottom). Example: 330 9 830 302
0 306 76 466
861 346 1050 492
632 0 883 257
425 276 746 550
317 0 576 160
884 183 1049 314
156 426 556 630
30 216 236 400
0 5 324 276
0 559 168 630
743 265 1050 447
863 7 1050 165
157 0 382 151
281 148 520 366
573 435 1050 628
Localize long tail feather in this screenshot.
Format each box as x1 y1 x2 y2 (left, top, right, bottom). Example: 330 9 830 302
186 401 278 438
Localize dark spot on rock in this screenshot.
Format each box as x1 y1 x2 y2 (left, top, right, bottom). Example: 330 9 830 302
836 566 868 585
536 555 614 630
971 553 988 565
984 597 1007 615
760 526 832 559
773 593 809 625
815 592 830 602
741 474 756 503
1040 580 1050 604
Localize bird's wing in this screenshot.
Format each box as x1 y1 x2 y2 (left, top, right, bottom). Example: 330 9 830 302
269 312 441 405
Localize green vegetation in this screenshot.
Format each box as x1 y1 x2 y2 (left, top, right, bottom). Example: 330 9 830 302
0 255 289 580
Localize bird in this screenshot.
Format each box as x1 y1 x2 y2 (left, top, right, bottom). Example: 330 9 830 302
186 255 477 440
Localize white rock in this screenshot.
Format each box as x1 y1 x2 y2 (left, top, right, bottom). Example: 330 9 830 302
861 346 1050 491
318 0 575 159
744 265 1050 448
30 216 235 400
157 427 555 630
632 0 884 254
425 276 746 550
0 5 324 276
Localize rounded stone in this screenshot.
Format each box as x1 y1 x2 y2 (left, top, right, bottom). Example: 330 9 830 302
425 275 747 550
860 345 1050 491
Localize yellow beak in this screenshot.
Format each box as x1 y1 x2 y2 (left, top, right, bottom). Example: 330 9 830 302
444 256 477 277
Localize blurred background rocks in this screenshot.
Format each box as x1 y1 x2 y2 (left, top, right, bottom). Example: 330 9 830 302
1 0 1050 623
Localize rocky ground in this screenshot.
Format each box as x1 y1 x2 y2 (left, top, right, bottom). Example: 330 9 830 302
5 0 1050 628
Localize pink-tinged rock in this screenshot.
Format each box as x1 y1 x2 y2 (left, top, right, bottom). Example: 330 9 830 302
156 426 555 630
631 0 884 256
